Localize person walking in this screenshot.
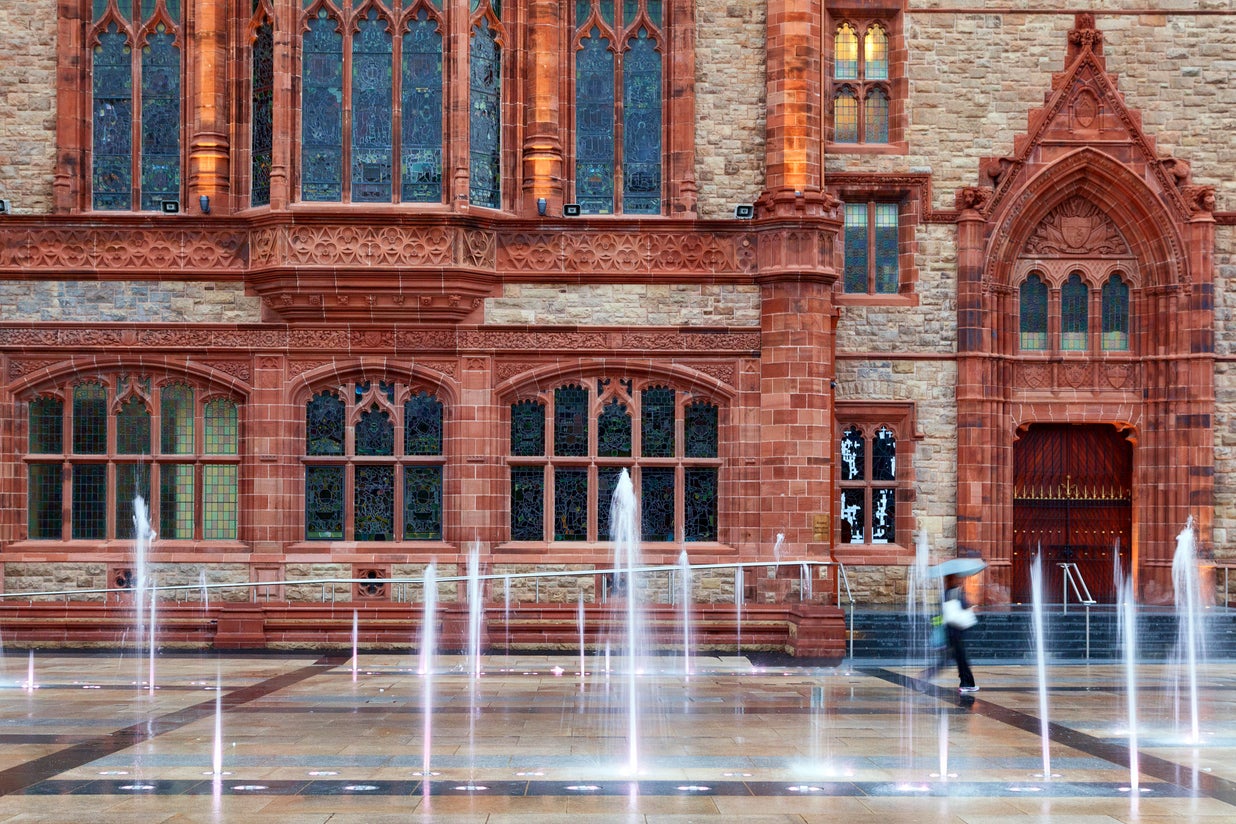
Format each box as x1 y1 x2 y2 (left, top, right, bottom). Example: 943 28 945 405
919 573 978 692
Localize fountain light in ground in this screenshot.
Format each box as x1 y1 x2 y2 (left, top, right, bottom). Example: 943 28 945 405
1172 517 1203 744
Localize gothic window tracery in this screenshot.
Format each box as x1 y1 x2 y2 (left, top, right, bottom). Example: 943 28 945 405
1061 272 1089 351
26 375 239 542
1020 274 1048 351
828 18 894 146
508 380 720 544
838 424 898 544
1102 274 1130 351
90 0 183 211
843 201 899 294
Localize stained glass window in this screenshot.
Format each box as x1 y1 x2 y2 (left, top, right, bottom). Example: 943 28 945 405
302 9 344 201
31 377 239 542
830 17 895 145
91 0 182 211
509 382 721 543
204 399 238 455
1102 274 1130 351
573 0 663 215
303 381 446 543
401 8 444 202
351 10 393 203
1061 273 1089 351
844 201 900 294
469 17 502 209
1020 274 1048 351
204 464 238 540
839 424 899 545
250 14 274 206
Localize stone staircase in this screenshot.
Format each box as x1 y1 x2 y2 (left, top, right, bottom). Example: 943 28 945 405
845 607 1236 661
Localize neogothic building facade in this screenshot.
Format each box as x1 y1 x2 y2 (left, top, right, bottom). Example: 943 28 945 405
0 1 1232 648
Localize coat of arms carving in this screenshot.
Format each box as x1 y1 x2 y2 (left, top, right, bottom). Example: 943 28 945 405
1023 198 1129 256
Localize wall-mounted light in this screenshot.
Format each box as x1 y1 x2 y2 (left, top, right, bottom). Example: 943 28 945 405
563 203 581 217
161 200 180 214
537 197 547 216
199 195 211 215
733 204 754 219
0 199 11 215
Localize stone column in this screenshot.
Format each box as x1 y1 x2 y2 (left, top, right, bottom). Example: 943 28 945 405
188 0 230 214
520 0 563 217
268 0 295 209
54 0 87 212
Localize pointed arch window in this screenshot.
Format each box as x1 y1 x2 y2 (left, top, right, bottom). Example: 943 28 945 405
90 1 183 211
829 19 894 146
469 6 504 209
508 380 721 543
572 0 664 215
25 376 239 542
839 424 898 544
298 1 447 205
1102 274 1130 351
1061 273 1089 351
303 380 445 542
1020 274 1048 351
249 2 274 207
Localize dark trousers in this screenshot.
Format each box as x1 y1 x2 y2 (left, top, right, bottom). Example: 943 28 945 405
920 626 975 688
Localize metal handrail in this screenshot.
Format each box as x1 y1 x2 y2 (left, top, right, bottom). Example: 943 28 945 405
1058 562 1097 614
835 563 855 660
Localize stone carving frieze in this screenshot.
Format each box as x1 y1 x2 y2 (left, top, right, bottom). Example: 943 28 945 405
0 227 246 272
417 360 458 378
9 359 64 380
279 224 456 267
206 361 252 381
498 230 751 275
495 361 540 383
289 360 330 377
1023 198 1129 257
681 361 736 387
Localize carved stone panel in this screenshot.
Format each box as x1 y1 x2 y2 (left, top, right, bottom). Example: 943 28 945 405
1023 198 1129 257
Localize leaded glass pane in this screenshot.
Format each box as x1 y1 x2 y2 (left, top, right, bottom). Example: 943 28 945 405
93 0 110 21
554 467 588 540
140 27 181 211
840 487 864 543
554 385 589 457
1061 273 1089 351
28 464 62 539
872 426 896 481
875 202 898 292
166 0 181 22
73 383 108 454
684 402 718 458
356 406 394 456
302 10 344 201
640 466 674 541
93 26 133 210
510 466 544 540
404 392 443 455
403 465 442 539
510 400 545 456
469 20 502 209
833 89 858 144
834 24 858 79
116 463 151 539
1020 274 1048 351
306 465 344 539
351 10 393 202
622 0 637 24
872 487 895 543
865 87 889 145
840 426 864 481
251 21 274 206
576 0 590 25
684 467 717 542
355 465 394 540
600 0 613 25
622 29 661 214
640 386 674 457
597 399 631 457
117 397 151 454
307 392 345 455
576 31 615 214
844 202 868 292
597 468 620 541
864 25 888 80
204 399 238 454
646 0 662 26
204 464 238 540
401 9 444 202
30 397 64 454
161 384 195 454
1102 275 1130 351
160 462 195 539
72 463 107 539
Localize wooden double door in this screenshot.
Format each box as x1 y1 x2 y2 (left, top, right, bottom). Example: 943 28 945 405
1012 424 1133 604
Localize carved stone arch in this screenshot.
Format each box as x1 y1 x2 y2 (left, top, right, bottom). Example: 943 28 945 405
494 358 737 405
9 356 251 401
986 148 1186 292
289 359 460 407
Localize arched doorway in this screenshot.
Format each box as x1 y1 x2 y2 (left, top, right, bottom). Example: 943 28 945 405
1012 423 1132 603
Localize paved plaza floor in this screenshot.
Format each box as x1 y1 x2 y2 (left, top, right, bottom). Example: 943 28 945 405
0 652 1232 822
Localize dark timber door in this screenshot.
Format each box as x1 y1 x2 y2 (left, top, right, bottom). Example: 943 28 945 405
1012 424 1132 603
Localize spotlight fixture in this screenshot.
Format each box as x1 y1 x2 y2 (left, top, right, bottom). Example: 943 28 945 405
199 195 211 214
733 204 755 219
0 199 11 215
537 197 547 216
563 203 582 217
161 200 180 214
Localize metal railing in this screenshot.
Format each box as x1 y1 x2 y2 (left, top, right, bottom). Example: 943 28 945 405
1058 561 1097 659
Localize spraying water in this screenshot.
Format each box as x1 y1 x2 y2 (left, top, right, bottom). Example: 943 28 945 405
419 562 437 787
678 549 693 678
1117 569 1140 795
24 650 34 692
1030 553 1054 779
467 543 483 680
147 587 157 696
734 565 744 652
578 593 586 682
610 469 642 775
212 668 224 776
770 532 785 578
132 497 155 693
351 609 359 683
1171 517 1203 744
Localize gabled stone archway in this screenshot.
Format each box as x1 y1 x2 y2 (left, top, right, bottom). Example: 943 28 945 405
953 14 1217 603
